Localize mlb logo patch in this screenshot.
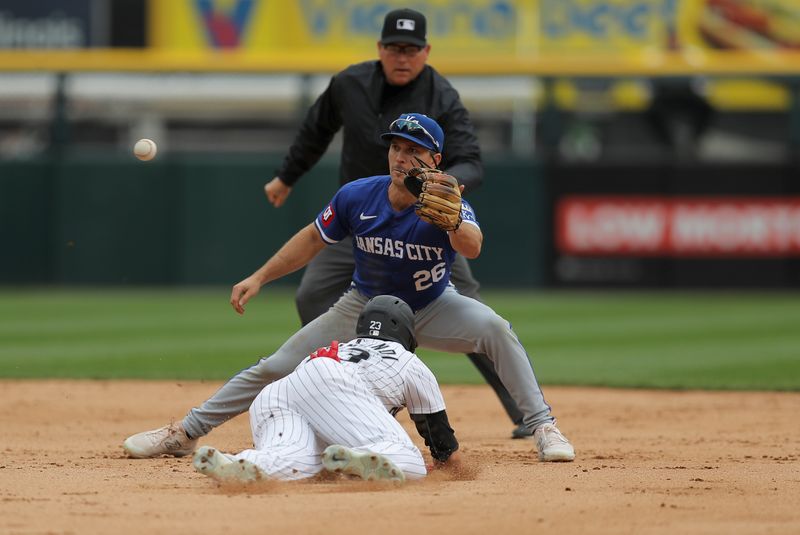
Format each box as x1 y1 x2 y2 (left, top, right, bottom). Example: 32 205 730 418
322 205 335 227
396 19 415 30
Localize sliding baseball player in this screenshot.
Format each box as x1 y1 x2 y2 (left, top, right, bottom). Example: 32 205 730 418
192 295 460 483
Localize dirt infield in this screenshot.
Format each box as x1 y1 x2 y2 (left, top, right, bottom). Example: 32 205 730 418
1 380 798 535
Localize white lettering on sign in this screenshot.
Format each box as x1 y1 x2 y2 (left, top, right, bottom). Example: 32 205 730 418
565 201 666 252
557 196 800 257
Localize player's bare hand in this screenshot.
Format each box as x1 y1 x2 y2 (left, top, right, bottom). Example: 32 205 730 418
230 276 261 315
264 177 292 207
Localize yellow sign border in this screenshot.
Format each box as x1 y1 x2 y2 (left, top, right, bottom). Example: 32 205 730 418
2 49 800 76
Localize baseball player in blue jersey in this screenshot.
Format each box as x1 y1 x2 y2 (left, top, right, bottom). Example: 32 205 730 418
124 112 575 463
192 295 461 483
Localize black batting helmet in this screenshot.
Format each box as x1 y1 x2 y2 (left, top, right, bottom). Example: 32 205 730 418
356 295 417 352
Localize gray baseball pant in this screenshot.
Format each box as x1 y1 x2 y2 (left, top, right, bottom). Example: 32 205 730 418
293 238 525 425
182 286 553 439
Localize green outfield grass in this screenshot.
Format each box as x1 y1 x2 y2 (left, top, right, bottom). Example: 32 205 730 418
1 287 798 390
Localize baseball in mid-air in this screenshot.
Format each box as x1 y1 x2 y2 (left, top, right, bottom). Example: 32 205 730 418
133 138 157 161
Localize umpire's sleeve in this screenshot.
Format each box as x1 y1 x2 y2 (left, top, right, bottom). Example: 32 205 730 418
410 410 459 462
275 75 344 187
438 94 484 195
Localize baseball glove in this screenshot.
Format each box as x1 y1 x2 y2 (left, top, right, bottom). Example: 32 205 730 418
404 167 463 232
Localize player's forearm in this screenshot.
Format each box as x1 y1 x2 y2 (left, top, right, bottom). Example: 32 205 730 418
410 410 459 462
447 223 482 259
277 132 334 186
251 223 325 285
276 81 341 186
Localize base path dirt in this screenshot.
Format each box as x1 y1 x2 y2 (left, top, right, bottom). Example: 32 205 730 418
1 380 798 535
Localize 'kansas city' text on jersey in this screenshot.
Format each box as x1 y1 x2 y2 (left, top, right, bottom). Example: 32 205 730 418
314 175 479 310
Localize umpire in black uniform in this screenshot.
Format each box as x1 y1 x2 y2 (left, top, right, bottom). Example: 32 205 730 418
263 8 529 438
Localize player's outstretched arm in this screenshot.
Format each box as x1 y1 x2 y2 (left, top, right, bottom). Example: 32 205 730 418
410 410 459 464
230 223 325 314
405 169 482 258
447 223 482 259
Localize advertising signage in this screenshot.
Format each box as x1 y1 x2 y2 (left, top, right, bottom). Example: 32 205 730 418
0 1 94 49
557 196 800 257
548 163 800 287
3 1 800 74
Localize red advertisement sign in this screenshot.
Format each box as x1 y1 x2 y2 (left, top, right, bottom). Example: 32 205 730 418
557 196 800 256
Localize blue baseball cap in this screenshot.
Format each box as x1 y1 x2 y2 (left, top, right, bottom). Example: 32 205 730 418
380 113 444 153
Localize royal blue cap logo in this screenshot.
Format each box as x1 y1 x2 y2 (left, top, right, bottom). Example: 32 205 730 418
381 113 444 153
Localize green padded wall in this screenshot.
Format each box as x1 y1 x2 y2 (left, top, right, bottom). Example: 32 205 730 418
0 155 545 287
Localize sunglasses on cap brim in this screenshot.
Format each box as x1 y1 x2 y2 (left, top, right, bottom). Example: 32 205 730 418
389 119 439 151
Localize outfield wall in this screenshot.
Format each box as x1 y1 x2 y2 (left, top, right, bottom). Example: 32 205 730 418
5 156 800 288
0 155 548 287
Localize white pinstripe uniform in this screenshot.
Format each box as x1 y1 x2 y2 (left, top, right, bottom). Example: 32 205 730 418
232 337 445 480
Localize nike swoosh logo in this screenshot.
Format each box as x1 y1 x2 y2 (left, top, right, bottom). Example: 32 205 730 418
360 213 378 220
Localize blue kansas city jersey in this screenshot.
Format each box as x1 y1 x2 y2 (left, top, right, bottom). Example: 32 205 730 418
314 175 479 311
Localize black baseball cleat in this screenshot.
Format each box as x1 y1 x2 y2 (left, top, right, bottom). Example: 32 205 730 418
511 423 534 439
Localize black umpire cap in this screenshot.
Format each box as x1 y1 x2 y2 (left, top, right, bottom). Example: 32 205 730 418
380 8 427 47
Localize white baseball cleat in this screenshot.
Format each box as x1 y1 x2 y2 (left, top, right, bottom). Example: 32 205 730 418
192 446 263 483
322 445 406 482
534 423 576 462
123 423 198 458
